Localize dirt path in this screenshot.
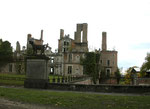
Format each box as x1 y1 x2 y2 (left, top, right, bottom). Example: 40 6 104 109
0 98 60 109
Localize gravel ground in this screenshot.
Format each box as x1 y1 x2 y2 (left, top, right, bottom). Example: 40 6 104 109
0 98 60 109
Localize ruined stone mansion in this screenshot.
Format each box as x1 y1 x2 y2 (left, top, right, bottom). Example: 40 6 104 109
46 23 117 76
1 23 118 77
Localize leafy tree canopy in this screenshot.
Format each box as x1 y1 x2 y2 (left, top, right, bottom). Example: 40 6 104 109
140 53 150 76
115 68 121 78
114 68 121 84
80 52 100 84
0 39 13 69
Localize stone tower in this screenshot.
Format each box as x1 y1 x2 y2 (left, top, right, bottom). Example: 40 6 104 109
102 32 107 51
75 23 88 43
60 29 64 39
100 32 118 76
16 41 21 53
40 30 43 41
27 34 32 50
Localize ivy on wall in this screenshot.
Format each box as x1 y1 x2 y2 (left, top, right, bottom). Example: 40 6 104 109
81 52 101 84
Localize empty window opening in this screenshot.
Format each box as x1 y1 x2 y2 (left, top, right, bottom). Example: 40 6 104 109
106 69 110 77
64 41 67 46
51 58 54 63
68 66 72 74
81 31 83 42
9 64 12 72
107 60 110 66
50 67 54 74
64 48 66 52
67 42 69 46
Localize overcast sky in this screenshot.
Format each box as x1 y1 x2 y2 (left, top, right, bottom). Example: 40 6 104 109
0 0 150 72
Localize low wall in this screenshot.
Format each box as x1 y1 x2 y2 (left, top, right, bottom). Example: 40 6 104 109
48 83 150 94
137 78 150 85
99 78 118 84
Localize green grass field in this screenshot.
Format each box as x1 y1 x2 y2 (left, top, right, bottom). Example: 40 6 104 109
0 87 150 109
0 73 61 86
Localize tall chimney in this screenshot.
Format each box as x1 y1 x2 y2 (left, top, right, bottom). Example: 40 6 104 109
74 32 77 41
76 24 81 43
60 29 64 39
82 23 88 43
27 34 32 50
41 30 43 40
102 32 107 51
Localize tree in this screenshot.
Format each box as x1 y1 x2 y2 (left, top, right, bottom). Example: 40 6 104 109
124 66 137 84
141 53 150 77
81 52 100 84
0 40 13 71
114 68 121 84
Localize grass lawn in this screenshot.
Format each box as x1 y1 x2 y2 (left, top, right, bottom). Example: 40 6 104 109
0 73 25 78
0 73 61 86
0 73 25 86
0 80 24 86
0 87 150 109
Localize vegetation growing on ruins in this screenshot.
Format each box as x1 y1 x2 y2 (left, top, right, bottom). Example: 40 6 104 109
141 53 150 77
81 52 100 84
114 68 121 84
0 39 13 70
0 87 150 109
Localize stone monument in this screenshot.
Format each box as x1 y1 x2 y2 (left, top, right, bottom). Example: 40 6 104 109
24 30 50 89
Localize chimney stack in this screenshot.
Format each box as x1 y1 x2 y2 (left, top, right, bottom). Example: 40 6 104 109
76 24 81 43
82 23 88 43
60 29 64 39
102 32 107 51
41 30 43 40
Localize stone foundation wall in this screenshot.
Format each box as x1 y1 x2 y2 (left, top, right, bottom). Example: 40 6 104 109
99 78 117 84
48 83 150 93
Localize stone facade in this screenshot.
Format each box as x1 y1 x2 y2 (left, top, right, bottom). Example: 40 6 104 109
49 24 118 76
49 23 88 76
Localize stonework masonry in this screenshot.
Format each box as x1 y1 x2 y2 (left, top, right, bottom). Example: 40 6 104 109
49 23 88 76
48 23 117 76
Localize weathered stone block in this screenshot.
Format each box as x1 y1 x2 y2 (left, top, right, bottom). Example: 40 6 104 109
24 57 49 89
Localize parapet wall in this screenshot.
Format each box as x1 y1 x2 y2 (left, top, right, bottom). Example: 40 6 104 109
48 83 150 94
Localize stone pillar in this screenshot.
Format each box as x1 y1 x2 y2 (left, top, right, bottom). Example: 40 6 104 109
102 32 107 51
60 29 64 39
82 23 88 43
74 32 77 41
